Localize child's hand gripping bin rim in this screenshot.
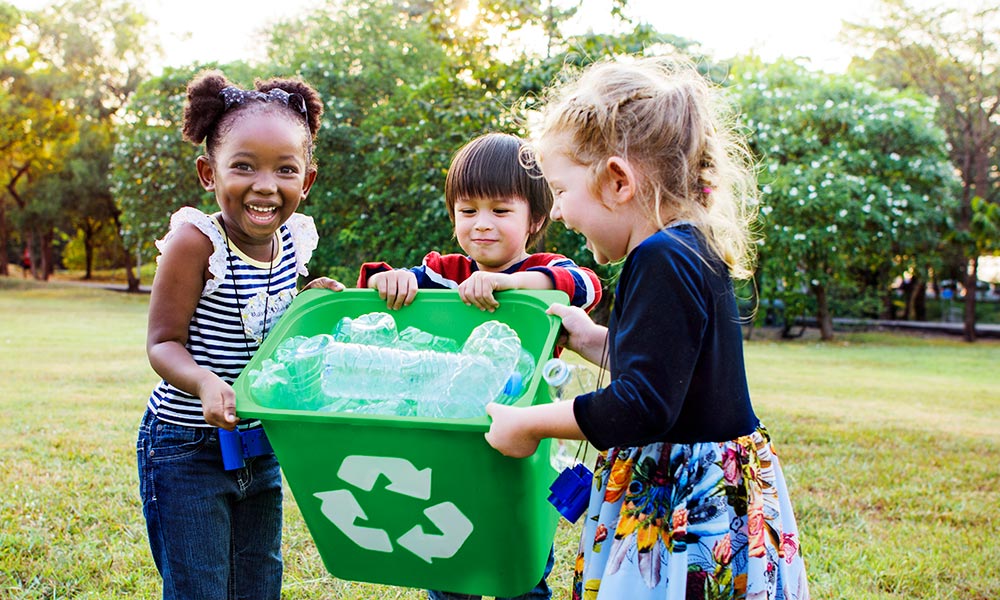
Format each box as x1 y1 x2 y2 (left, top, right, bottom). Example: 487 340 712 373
229 288 569 597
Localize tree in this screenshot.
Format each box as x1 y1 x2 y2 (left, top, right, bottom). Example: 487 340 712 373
845 0 1000 341
3 0 152 284
731 59 958 340
0 4 77 277
112 63 259 285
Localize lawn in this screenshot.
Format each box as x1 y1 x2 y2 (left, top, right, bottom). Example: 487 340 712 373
1 277 998 599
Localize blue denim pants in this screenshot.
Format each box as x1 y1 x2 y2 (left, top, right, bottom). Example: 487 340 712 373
136 409 283 600
426 546 555 600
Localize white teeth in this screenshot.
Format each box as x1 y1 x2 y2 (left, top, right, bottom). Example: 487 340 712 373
248 205 276 214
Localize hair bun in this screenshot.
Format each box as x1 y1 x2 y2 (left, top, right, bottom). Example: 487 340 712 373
182 70 231 144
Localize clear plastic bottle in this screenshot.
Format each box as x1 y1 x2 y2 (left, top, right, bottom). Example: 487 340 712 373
250 317 528 418
495 348 537 405
541 358 596 402
283 334 333 410
397 326 461 353
321 342 505 418
542 358 598 470
332 312 398 346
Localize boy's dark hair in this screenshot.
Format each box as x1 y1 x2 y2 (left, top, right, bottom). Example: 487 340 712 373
182 69 323 164
445 133 552 250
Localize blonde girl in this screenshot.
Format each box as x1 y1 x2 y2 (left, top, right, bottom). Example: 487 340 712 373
486 57 810 599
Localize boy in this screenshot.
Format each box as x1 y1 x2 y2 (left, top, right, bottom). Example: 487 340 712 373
359 133 600 316
357 133 602 600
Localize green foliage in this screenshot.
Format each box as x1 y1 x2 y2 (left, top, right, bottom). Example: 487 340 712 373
730 59 959 325
2 0 154 278
258 0 706 282
111 66 212 260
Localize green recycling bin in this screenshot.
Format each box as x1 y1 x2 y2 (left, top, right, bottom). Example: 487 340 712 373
232 288 567 596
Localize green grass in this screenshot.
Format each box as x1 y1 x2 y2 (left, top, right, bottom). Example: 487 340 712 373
1 277 998 599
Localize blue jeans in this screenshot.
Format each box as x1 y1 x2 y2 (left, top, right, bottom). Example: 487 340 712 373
136 409 283 600
426 546 555 600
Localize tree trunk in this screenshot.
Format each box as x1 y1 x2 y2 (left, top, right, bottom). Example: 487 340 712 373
84 229 94 280
812 282 835 341
24 229 38 280
905 272 926 321
963 256 978 342
112 211 141 292
40 228 54 281
913 277 927 321
881 286 896 320
0 199 8 277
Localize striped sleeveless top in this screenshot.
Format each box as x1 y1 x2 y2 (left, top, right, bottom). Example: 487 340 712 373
147 208 318 428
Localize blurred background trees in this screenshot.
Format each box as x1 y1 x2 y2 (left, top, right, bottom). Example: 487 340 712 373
3 0 998 340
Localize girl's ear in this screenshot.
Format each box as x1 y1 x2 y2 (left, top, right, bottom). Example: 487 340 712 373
604 156 636 206
300 166 318 199
195 155 215 191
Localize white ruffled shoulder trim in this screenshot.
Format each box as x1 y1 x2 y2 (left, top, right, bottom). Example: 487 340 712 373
154 207 229 297
285 213 318 277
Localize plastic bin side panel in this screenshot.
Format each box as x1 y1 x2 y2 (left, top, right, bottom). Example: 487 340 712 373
265 418 558 596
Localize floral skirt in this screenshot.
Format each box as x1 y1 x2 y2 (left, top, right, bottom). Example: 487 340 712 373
572 426 809 600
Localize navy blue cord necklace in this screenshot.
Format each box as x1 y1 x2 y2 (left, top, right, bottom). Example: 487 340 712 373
219 218 274 358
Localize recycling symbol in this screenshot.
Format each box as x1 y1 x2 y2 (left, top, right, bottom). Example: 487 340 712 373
314 455 474 563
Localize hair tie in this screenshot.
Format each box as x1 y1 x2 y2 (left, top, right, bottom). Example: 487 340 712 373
703 187 712 195
219 86 309 129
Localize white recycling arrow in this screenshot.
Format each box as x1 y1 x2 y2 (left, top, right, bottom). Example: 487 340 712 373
314 489 392 553
397 501 474 564
337 455 432 500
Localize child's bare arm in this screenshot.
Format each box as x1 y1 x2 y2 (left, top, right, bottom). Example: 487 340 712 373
484 400 584 458
146 224 238 429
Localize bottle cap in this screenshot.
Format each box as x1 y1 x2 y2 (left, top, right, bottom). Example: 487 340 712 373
502 372 523 396
541 358 571 387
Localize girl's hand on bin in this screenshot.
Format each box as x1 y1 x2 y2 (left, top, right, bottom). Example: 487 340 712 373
545 304 607 361
302 277 346 292
484 403 541 458
198 373 240 430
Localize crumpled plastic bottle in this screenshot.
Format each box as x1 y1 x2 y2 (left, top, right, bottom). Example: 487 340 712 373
247 314 536 419
332 312 398 346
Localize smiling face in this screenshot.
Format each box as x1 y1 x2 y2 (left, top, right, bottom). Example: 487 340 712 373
541 148 634 265
453 195 539 272
197 109 315 254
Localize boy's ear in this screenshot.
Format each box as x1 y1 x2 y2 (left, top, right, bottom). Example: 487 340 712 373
529 214 546 235
604 156 636 206
195 155 215 191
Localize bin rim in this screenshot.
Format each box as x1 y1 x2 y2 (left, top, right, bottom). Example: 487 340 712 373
233 287 570 431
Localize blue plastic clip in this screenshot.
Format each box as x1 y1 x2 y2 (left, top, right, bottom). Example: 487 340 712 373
547 462 592 523
219 427 273 470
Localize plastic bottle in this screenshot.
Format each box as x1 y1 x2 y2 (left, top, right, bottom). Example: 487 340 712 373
495 348 537 405
541 358 596 402
542 358 597 470
248 317 529 418
282 334 333 410
320 342 507 418
332 312 398 346
397 326 461 353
